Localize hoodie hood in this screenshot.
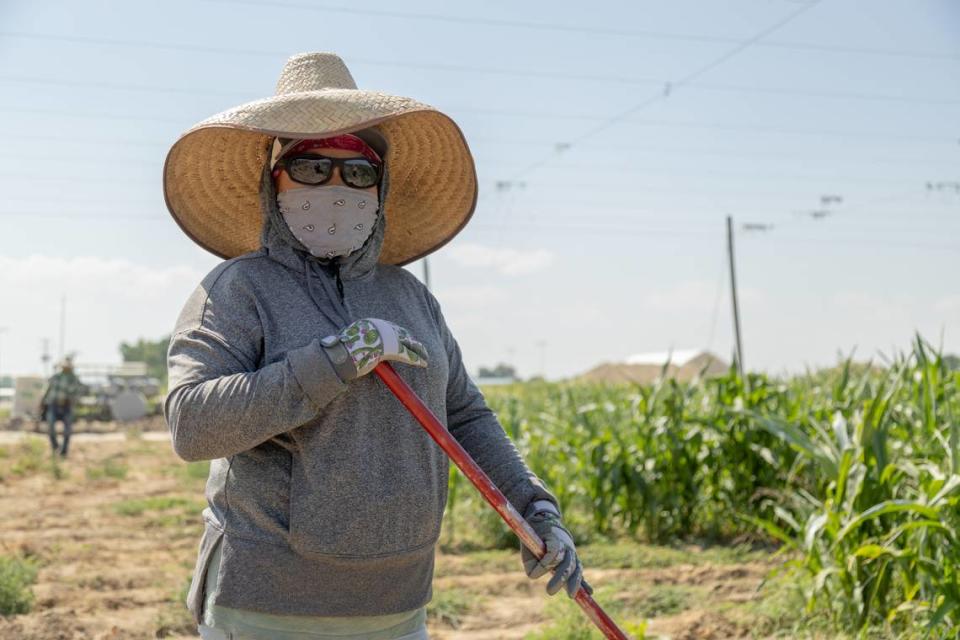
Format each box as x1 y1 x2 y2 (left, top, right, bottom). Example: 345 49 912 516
257 159 391 327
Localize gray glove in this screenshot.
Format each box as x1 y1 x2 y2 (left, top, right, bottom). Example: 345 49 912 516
520 500 592 598
320 318 428 381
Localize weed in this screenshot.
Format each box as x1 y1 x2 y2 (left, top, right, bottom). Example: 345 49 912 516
427 587 475 629
154 603 195 637
48 455 66 480
523 582 648 639
635 585 691 618
154 575 194 638
0 555 39 615
86 456 129 481
10 438 46 477
180 460 210 482
113 496 204 523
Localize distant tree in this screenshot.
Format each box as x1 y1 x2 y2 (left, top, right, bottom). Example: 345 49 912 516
477 363 517 379
944 354 960 371
120 336 170 386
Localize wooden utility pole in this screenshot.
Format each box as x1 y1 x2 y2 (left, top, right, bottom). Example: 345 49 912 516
0 327 7 383
422 257 431 292
726 216 745 378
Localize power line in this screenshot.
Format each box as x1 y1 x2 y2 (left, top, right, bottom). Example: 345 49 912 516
193 2 960 61
0 131 952 172
475 182 922 203
0 106 185 125
0 150 938 188
8 200 954 228
467 223 960 252
489 164 934 186
472 142 955 167
469 216 958 236
4 210 953 243
0 152 161 167
489 116 953 144
690 81 960 106
0 211 165 220
0 132 170 147
1 104 953 147
3 68 958 107
0 130 880 156
2 194 160 205
508 1 821 178
515 209 959 229
480 181 935 200
454 108 960 145
0 173 155 184
0 31 287 59
0 74 253 99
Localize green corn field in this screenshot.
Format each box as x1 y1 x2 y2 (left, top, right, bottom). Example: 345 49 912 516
443 334 960 638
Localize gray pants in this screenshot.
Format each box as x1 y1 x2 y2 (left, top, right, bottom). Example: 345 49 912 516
198 624 429 640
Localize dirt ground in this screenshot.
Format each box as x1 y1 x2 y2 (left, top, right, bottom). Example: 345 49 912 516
0 433 791 640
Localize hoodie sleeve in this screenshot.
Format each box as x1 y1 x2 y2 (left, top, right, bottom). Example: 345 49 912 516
425 291 560 516
164 260 348 462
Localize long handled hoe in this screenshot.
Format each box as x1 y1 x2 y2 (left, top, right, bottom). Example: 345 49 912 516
374 362 632 640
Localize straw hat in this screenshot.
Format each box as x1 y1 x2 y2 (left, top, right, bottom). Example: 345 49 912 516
163 52 478 265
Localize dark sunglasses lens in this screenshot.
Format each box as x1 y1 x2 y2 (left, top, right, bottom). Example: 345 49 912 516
341 159 379 188
288 157 333 184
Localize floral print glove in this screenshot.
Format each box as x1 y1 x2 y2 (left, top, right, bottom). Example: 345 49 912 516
521 500 592 598
320 318 428 380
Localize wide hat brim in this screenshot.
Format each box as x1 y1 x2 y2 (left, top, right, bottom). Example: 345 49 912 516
163 88 478 265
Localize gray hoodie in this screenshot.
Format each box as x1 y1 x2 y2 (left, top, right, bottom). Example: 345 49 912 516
164 163 558 622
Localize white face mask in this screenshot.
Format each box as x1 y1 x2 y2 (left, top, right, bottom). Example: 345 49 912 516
277 185 379 259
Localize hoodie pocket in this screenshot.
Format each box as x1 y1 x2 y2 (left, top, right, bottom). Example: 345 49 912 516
286 436 448 558
186 517 224 625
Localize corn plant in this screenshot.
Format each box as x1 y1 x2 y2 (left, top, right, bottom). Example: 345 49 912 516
746 335 960 637
440 333 959 637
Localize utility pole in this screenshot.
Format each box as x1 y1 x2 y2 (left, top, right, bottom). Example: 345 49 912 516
422 257 431 292
726 216 745 379
41 338 51 376
0 327 7 384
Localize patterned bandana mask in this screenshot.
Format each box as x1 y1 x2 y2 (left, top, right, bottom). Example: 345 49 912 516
277 185 379 259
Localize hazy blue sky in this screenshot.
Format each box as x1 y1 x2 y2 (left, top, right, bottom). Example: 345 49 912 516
0 0 957 379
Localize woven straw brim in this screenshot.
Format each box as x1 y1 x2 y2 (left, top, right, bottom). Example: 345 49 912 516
163 89 477 265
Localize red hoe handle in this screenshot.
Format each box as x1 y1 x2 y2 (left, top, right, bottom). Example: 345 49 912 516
374 362 632 640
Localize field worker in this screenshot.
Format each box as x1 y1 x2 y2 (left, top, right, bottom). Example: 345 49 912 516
38 356 85 458
162 52 588 640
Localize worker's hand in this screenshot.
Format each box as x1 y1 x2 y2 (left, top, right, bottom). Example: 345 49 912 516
520 500 592 598
320 318 428 380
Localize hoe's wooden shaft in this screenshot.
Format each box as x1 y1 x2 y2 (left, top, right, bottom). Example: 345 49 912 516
374 362 632 640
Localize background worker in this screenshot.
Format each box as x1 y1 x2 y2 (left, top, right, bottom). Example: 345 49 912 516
39 356 85 458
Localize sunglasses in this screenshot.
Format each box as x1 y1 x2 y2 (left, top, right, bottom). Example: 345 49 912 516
273 154 382 189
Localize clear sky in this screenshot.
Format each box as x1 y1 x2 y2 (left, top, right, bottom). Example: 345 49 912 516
0 0 957 380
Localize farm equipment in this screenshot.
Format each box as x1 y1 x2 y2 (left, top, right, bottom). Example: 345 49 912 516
74 362 160 421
